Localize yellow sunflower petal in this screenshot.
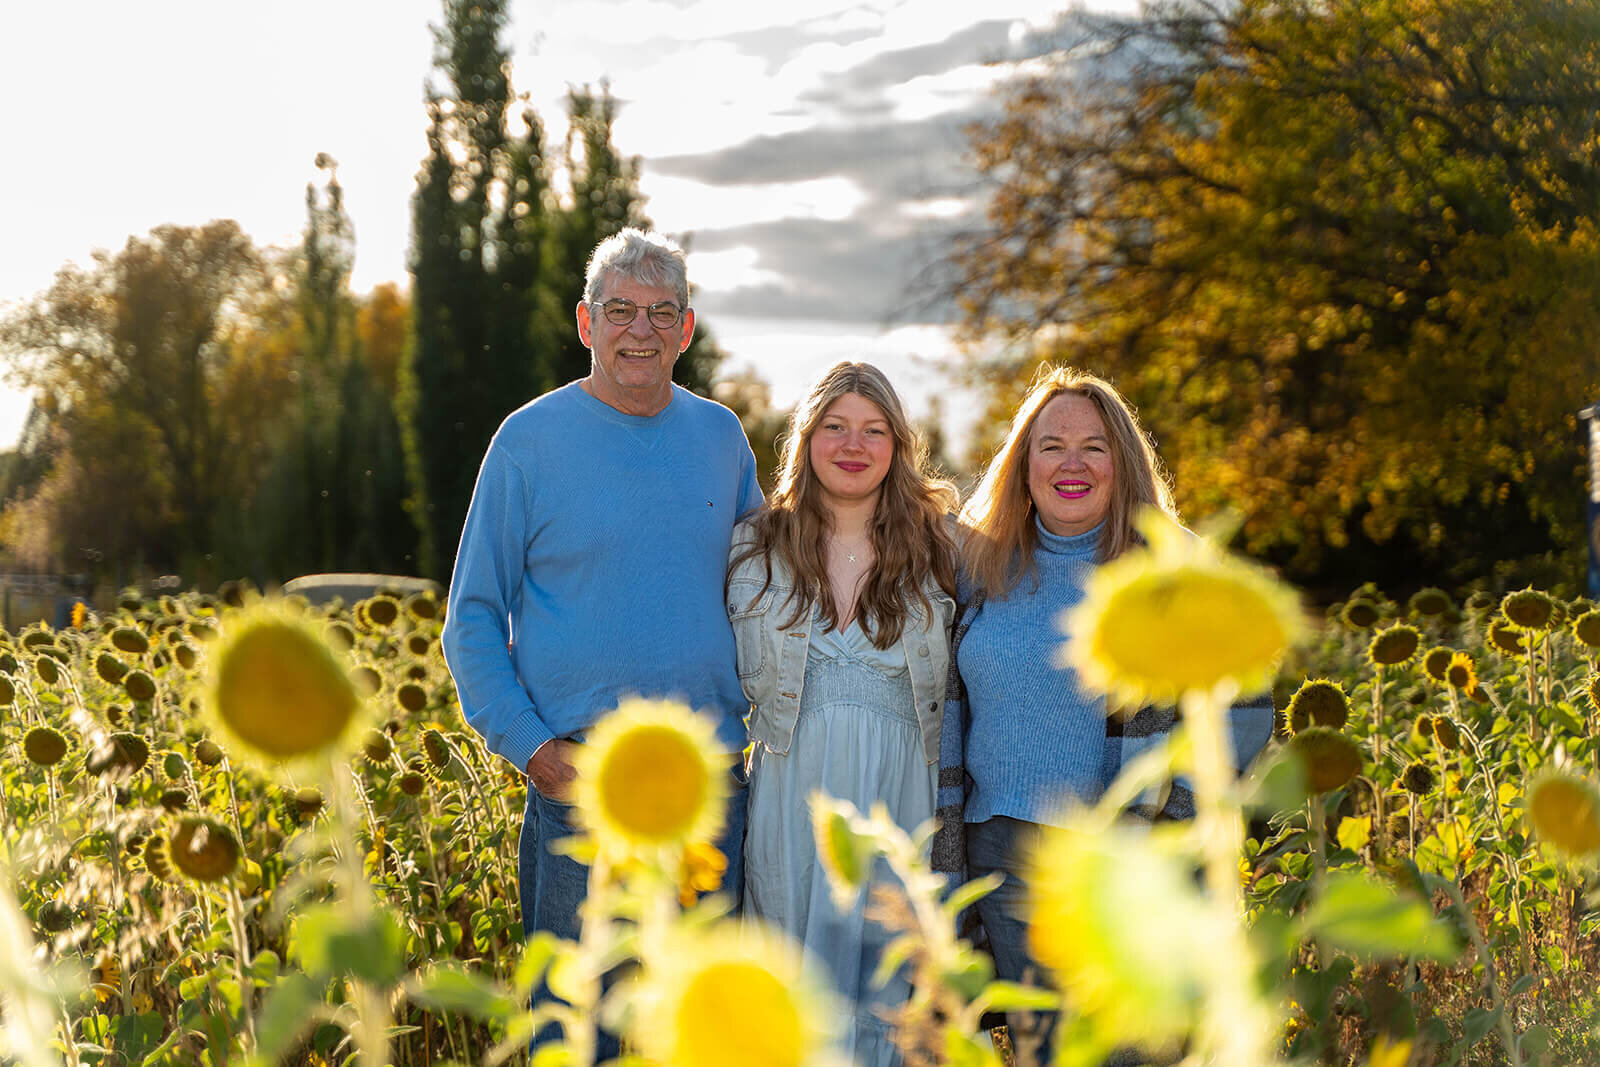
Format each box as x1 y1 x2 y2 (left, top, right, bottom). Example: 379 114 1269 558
1059 509 1304 707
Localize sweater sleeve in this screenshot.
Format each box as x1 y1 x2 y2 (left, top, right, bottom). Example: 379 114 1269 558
931 580 978 878
441 439 555 774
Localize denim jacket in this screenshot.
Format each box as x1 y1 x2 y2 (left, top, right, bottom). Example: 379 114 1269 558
726 523 956 765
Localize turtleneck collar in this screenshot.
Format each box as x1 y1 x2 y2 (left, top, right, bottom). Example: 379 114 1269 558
1034 514 1103 557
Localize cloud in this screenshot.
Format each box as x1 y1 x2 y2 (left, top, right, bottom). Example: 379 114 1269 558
637 12 1080 324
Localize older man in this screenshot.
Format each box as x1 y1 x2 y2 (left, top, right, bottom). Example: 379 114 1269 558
442 229 761 1051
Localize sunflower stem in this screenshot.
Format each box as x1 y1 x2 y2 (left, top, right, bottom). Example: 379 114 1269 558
1182 686 1276 1067
569 852 615 1067
1441 876 1523 1067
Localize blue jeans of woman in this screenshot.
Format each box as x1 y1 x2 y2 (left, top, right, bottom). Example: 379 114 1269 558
966 816 1058 1061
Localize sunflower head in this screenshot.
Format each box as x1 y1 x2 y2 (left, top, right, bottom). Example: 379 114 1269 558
1368 625 1421 668
1573 611 1600 650
1526 770 1600 859
1487 618 1529 659
1587 673 1600 718
635 921 840 1067
142 834 175 881
1341 599 1382 630
396 682 428 714
356 595 401 631
572 697 730 865
1058 511 1303 706
85 732 151 778
1286 679 1350 733
676 841 729 907
1408 588 1453 618
203 599 364 766
405 592 440 621
23 726 69 767
0 673 13 707
33 655 60 686
1386 811 1411 841
122 668 156 702
194 738 225 767
1026 819 1223 1052
1444 652 1478 693
1400 760 1436 796
1421 647 1453 683
1287 728 1363 795
1432 717 1461 752
362 729 394 763
95 652 129 685
1502 589 1556 631
110 627 150 655
169 816 242 883
809 794 883 908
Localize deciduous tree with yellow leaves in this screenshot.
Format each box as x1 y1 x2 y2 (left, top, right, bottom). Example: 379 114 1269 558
950 0 1600 591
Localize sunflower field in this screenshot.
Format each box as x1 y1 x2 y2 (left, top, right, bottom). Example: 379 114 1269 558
1 548 1599 1065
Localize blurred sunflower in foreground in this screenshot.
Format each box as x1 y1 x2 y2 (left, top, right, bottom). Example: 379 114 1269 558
634 922 843 1067
204 599 364 766
1059 510 1304 706
572 697 729 866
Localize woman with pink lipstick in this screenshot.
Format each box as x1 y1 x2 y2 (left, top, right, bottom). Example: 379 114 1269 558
929 366 1273 1060
728 361 958 1066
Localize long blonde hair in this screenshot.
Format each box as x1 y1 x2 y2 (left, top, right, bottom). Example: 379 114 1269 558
731 361 958 647
961 365 1176 599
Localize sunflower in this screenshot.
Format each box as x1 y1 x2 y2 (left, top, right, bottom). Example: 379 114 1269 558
1573 610 1600 650
1444 651 1478 694
1058 510 1304 707
1502 589 1556 631
169 816 242 883
1285 678 1350 733
571 697 730 864
1526 771 1600 859
634 921 841 1067
1421 647 1454 683
1368 625 1421 668
1341 600 1382 630
1408 588 1452 618
203 599 363 765
1287 728 1363 795
810 793 884 908
1026 819 1225 1052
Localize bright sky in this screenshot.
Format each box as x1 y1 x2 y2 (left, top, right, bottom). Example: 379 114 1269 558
0 0 1125 459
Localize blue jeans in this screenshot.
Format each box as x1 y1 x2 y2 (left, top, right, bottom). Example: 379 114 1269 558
966 816 1059 1060
519 762 750 1056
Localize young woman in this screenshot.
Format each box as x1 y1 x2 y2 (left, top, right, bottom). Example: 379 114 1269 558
729 361 958 1066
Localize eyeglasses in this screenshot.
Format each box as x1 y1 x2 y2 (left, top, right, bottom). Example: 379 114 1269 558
591 298 686 329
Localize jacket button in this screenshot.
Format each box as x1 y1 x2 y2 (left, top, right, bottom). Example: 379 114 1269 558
929 702 937 712
918 644 929 656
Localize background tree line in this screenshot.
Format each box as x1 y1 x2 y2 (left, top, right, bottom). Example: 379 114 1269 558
948 0 1600 596
4 0 1597 599
0 0 728 589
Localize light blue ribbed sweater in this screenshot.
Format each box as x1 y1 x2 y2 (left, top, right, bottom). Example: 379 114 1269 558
959 520 1106 825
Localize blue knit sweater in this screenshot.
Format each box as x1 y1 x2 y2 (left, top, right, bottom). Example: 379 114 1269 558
936 518 1276 841
441 382 762 774
959 520 1107 825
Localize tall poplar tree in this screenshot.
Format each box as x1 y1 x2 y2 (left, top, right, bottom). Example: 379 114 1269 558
403 0 553 579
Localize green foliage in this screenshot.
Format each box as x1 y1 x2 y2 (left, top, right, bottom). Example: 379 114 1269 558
950 0 1600 593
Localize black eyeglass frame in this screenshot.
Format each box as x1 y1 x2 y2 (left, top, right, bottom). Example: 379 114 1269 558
591 298 687 329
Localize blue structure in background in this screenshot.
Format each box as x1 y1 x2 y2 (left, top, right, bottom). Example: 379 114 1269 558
1584 403 1600 598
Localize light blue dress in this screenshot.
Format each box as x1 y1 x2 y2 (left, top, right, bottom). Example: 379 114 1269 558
743 607 936 1067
